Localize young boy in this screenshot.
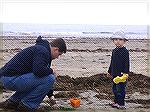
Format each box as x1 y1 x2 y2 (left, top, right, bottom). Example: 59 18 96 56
108 31 129 109
0 36 67 111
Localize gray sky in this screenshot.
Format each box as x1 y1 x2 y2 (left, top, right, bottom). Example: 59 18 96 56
3 24 147 33
0 0 149 25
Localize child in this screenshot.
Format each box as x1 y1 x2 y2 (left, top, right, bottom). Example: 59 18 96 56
108 31 129 109
0 36 66 111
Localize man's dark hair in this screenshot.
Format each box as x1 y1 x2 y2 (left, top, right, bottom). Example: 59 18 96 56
50 38 67 53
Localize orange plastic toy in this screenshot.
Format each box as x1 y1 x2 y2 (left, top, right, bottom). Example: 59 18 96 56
69 98 81 108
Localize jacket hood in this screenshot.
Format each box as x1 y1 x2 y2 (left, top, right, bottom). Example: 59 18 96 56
35 36 51 53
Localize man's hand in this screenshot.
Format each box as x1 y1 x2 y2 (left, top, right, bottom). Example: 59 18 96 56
51 64 59 77
48 96 56 106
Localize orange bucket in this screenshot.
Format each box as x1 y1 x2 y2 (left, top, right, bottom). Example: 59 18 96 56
69 98 81 108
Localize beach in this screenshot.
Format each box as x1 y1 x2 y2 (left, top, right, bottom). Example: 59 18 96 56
1 37 149 77
0 37 150 111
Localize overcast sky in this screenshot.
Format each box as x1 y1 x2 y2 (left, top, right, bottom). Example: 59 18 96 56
0 0 149 25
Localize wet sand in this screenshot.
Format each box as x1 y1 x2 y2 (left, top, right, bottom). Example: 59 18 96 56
1 72 150 111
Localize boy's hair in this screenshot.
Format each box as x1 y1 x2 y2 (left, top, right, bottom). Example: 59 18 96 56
50 38 67 53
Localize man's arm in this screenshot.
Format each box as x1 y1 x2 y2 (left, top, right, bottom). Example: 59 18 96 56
32 52 53 77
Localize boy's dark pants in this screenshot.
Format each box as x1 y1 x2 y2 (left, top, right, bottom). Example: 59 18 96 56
113 82 126 106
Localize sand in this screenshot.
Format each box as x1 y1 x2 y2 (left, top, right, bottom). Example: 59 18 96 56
1 72 150 111
1 37 149 77
0 37 150 111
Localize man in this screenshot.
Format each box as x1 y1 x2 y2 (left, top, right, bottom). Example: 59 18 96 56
0 36 67 111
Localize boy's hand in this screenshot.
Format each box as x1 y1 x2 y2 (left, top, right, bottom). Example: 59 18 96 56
123 73 129 80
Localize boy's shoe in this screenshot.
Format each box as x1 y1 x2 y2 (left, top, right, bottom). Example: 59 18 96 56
109 102 119 108
0 99 18 110
116 105 126 110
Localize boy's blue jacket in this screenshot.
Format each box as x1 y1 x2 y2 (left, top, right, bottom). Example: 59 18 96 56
108 46 129 78
0 36 53 77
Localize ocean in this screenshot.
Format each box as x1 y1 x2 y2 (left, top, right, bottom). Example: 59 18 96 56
1 23 148 39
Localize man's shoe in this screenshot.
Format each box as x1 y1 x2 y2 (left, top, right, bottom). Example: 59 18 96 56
17 102 34 112
17 102 45 112
0 99 18 110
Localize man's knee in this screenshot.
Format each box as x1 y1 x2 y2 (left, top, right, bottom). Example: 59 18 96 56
44 74 56 86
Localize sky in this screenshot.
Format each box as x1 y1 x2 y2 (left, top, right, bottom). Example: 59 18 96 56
0 0 149 25
0 0 149 35
3 24 147 34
